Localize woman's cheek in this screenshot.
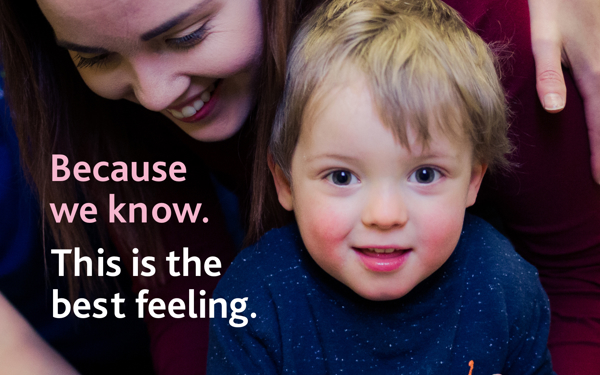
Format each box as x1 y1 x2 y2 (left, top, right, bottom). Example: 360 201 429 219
195 35 261 77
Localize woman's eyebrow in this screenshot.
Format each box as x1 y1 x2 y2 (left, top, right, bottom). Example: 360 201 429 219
140 0 213 42
55 0 213 52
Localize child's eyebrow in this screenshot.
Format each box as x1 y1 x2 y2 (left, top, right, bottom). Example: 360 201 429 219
305 154 361 163
412 152 455 159
415 149 466 161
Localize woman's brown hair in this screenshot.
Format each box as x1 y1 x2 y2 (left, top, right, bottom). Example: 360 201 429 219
247 0 323 245
0 0 322 298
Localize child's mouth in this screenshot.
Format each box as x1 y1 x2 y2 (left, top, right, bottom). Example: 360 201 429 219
354 247 411 272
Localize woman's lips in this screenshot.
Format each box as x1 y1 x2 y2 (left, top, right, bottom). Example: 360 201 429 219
354 247 411 272
166 80 221 122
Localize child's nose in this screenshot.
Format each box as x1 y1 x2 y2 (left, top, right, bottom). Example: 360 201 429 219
361 186 408 230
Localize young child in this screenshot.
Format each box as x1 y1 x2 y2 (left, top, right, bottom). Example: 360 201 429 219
207 0 555 374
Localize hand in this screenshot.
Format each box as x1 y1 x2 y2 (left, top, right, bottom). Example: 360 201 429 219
528 0 600 183
0 292 79 374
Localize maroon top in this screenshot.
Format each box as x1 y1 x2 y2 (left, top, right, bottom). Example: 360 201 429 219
105 118 250 375
443 0 600 373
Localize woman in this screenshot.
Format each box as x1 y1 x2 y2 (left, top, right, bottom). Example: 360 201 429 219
0 0 598 373
0 0 320 373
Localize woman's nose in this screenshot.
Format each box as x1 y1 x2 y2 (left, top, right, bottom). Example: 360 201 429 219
128 55 189 112
361 186 408 230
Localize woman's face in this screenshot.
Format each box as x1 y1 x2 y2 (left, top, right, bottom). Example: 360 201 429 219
37 0 263 141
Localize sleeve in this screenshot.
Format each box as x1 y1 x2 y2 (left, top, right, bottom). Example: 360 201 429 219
0 74 39 289
502 275 555 375
206 265 282 375
143 275 219 375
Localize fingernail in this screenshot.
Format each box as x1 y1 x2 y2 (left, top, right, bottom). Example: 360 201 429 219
543 93 565 110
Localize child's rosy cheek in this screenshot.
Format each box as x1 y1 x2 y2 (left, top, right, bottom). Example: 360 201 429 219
302 207 350 250
418 214 463 259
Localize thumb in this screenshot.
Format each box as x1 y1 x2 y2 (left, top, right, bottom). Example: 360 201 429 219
531 38 567 113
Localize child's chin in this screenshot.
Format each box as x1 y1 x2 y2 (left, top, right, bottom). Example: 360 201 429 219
352 286 412 301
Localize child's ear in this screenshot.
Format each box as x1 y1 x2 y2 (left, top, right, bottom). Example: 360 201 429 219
466 163 488 207
268 152 294 211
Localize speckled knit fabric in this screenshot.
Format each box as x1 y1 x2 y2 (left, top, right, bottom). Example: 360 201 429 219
207 214 555 374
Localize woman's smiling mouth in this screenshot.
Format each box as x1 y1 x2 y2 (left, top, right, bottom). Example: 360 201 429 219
166 80 221 121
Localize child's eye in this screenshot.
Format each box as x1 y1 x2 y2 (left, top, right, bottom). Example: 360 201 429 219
166 23 210 50
410 167 442 184
326 170 358 186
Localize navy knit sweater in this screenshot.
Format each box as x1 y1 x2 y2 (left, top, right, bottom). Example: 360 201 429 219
207 214 554 375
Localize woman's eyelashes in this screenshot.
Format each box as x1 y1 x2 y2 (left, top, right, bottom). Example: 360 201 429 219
326 170 359 186
74 53 112 69
165 23 210 49
409 167 443 184
72 23 210 69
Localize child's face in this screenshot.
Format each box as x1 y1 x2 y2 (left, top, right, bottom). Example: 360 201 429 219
271 78 486 301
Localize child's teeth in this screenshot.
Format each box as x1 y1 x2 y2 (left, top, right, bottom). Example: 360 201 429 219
200 91 211 102
181 105 196 117
171 109 184 119
193 100 204 111
368 248 398 253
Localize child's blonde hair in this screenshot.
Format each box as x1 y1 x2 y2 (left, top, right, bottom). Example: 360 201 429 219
270 0 511 177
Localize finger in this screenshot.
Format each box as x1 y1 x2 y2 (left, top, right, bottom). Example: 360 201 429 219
531 38 567 113
528 0 566 113
591 130 600 185
584 92 600 184
568 44 600 183
560 0 600 183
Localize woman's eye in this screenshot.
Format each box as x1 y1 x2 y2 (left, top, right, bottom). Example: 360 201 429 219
166 24 210 49
74 53 111 69
326 170 358 186
411 167 441 184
